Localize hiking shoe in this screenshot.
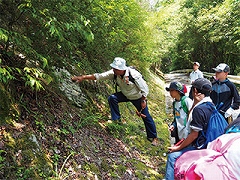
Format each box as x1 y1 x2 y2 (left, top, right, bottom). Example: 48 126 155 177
151 138 158 146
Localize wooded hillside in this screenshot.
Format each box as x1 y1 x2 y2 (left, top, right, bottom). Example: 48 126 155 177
0 0 239 179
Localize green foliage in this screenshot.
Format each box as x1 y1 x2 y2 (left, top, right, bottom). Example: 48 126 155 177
0 0 94 91
0 29 8 43
106 123 126 137
2 132 53 179
1 0 239 179
0 67 15 83
0 0 161 92
153 0 240 74
76 0 159 72
0 150 6 173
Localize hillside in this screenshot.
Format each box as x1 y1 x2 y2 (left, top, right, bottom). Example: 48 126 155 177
0 0 239 179
0 67 170 179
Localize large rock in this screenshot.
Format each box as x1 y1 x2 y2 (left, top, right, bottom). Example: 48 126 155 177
53 67 86 108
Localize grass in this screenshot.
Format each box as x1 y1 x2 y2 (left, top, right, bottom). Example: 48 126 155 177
0 68 170 179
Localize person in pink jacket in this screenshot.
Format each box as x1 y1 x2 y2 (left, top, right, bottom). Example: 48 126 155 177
174 117 240 180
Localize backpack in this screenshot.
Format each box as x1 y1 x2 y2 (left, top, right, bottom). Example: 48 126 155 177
113 66 143 93
196 102 228 149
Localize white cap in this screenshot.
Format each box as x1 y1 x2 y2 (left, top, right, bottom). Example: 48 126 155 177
110 57 127 70
193 62 200 66
213 63 230 73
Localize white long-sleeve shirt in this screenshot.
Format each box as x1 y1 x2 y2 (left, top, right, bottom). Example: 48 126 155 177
94 67 149 100
189 69 203 84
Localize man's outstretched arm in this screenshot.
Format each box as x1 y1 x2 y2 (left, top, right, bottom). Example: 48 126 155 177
71 74 96 83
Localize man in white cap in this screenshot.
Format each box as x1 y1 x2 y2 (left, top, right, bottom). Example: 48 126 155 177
71 57 158 145
211 63 240 123
189 62 204 99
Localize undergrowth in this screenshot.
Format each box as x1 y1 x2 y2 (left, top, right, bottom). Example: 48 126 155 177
0 68 170 179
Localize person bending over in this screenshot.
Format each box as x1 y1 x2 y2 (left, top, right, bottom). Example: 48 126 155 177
72 57 158 146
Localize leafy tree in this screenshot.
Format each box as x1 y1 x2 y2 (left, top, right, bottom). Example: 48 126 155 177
0 0 161 89
154 0 240 74
0 0 94 90
80 0 159 73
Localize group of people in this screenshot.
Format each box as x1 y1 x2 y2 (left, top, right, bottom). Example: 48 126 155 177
165 62 240 179
71 57 240 179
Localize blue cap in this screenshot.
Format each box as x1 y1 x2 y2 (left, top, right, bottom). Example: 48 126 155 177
166 82 184 94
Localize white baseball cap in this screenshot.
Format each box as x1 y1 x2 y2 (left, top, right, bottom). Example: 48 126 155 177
213 63 230 73
110 57 127 70
193 62 200 66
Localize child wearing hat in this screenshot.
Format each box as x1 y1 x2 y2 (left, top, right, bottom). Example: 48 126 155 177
165 78 214 180
210 63 240 123
166 82 193 144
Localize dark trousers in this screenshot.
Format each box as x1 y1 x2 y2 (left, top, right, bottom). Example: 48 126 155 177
108 92 157 138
